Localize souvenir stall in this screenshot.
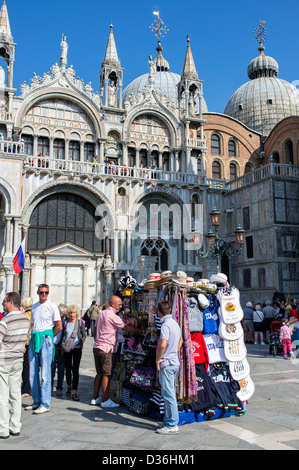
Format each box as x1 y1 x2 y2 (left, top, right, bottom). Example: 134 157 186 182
109 270 254 425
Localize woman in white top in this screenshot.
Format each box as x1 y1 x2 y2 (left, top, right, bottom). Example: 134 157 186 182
253 305 265 345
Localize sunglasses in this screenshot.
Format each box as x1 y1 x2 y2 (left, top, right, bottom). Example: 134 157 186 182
39 291 49 295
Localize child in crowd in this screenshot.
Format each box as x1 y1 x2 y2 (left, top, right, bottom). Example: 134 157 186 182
280 318 295 359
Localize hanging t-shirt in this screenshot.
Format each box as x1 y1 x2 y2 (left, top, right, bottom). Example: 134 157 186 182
190 332 209 370
204 334 226 364
202 300 219 335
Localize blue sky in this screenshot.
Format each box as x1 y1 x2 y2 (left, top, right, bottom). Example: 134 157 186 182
7 0 299 113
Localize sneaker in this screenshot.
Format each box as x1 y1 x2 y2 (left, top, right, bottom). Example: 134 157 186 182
284 355 288 359
25 404 39 411
101 398 120 408
261 342 265 345
56 390 63 396
156 425 179 435
254 342 258 345
90 396 102 405
33 406 50 414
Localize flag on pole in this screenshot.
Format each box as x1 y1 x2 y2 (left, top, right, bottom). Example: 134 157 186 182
153 11 159 16
13 236 26 274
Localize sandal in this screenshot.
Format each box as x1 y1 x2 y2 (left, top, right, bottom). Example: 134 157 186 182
72 393 80 401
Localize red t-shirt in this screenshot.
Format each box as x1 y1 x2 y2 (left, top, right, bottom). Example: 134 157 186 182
191 331 209 370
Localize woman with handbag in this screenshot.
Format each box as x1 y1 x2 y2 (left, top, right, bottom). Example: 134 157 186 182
60 305 86 401
253 305 265 345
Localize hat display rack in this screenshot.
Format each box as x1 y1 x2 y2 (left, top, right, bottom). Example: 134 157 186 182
111 270 254 425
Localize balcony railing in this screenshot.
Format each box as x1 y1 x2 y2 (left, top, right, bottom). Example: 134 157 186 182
24 156 205 185
0 139 25 154
226 163 299 191
20 157 299 191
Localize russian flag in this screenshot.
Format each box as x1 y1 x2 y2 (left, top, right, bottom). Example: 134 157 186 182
13 236 26 274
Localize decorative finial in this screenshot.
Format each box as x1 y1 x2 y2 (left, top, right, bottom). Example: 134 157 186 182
149 11 169 41
253 20 268 46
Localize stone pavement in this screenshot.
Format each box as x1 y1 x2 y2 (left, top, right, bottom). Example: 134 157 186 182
1 336 299 452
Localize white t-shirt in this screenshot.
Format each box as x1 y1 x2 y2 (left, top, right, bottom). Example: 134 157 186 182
31 300 60 332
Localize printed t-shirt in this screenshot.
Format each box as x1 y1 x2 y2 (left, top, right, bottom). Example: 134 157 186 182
31 300 61 332
93 306 124 353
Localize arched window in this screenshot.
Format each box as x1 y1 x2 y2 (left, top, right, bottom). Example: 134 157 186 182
244 162 254 174
212 161 221 179
23 135 33 156
284 139 294 164
84 143 95 162
53 139 65 159
38 137 49 156
229 162 237 180
27 192 103 252
211 134 220 154
272 152 279 163
228 140 236 157
141 237 169 271
69 141 80 161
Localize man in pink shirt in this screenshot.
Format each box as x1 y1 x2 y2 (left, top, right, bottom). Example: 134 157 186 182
91 295 143 408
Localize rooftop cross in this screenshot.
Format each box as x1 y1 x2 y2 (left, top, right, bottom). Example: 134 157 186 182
149 11 169 41
253 20 268 45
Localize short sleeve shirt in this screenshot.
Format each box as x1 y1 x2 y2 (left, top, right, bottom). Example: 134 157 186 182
158 315 181 368
31 300 61 332
93 306 124 353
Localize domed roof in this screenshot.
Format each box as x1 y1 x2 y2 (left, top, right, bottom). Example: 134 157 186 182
123 41 208 113
123 70 180 104
224 43 299 136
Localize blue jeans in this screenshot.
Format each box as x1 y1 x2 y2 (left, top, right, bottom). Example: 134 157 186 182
159 364 179 427
29 336 53 409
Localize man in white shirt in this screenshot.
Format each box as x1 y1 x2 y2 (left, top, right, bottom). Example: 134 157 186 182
26 284 61 414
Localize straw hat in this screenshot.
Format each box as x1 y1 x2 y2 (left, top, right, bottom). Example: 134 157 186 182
171 271 188 287
157 270 173 286
144 273 161 289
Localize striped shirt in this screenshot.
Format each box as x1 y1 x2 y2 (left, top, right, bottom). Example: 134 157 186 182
0 311 30 365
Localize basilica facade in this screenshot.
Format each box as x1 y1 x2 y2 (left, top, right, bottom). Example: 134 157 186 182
0 3 298 309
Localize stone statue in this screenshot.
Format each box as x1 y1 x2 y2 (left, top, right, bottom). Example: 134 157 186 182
148 55 155 88
60 34 68 68
108 83 117 107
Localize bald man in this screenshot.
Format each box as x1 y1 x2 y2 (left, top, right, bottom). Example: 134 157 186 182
91 295 143 408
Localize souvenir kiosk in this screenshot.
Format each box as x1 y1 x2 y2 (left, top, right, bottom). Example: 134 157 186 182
109 271 254 424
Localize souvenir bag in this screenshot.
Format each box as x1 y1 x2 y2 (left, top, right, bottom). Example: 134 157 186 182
217 287 243 324
236 374 255 402
187 297 204 332
218 317 243 341
129 364 156 389
109 362 126 404
203 334 226 364
223 334 247 362
229 357 250 381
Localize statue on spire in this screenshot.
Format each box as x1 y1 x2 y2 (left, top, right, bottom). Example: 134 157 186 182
60 34 68 69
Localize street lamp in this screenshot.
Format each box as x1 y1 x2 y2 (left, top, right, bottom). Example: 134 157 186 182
197 207 245 272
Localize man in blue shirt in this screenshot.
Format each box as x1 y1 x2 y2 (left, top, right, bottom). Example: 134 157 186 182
156 300 182 435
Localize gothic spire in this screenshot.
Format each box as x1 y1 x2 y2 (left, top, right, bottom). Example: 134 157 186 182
182 35 198 79
0 0 12 40
103 22 120 67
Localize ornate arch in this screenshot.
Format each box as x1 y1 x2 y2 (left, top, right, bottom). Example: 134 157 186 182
20 179 115 232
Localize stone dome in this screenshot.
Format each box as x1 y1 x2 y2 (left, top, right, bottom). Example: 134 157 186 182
123 41 208 113
224 44 299 136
